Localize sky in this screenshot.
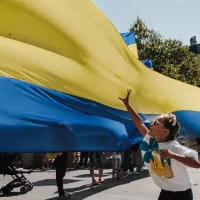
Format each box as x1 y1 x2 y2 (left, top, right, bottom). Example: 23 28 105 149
93 0 200 45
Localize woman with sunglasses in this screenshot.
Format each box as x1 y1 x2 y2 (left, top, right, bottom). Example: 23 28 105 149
119 89 200 200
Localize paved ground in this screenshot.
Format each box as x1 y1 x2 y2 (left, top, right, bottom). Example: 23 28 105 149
0 168 200 200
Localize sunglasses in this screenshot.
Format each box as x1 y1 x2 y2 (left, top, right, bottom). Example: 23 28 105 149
153 120 167 129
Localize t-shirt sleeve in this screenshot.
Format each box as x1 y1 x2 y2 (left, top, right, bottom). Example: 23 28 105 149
172 142 198 159
184 149 198 159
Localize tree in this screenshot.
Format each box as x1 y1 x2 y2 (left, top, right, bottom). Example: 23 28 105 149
130 17 200 86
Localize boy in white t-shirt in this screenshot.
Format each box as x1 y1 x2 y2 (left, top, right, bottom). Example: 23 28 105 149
112 152 122 179
119 89 200 200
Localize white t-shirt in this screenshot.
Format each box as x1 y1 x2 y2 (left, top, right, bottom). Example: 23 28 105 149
112 152 121 159
141 134 198 192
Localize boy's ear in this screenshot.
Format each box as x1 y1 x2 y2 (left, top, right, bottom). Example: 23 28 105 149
164 129 170 137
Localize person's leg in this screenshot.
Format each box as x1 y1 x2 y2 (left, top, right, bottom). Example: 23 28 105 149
41 154 46 169
132 143 143 172
49 159 55 169
52 159 56 169
123 149 129 173
97 152 104 183
128 148 133 172
83 152 89 167
112 168 116 179
89 152 97 184
116 169 120 178
45 154 49 169
56 152 73 198
72 152 79 164
116 158 122 179
131 149 137 169
79 152 84 167
136 149 144 171
112 158 116 179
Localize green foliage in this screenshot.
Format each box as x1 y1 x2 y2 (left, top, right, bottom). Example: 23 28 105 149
130 17 200 86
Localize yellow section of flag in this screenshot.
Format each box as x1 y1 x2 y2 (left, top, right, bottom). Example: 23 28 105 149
0 0 199 115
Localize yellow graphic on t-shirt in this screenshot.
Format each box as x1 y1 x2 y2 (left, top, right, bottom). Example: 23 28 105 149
153 149 174 179
150 155 164 177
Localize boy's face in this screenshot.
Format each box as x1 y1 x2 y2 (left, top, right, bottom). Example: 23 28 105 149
149 116 170 143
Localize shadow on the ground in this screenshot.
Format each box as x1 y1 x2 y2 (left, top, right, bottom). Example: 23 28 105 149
33 179 80 186
0 191 22 197
45 170 150 200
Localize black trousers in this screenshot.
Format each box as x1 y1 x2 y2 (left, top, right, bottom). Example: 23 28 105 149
123 148 133 172
158 188 193 200
79 152 88 167
55 152 68 196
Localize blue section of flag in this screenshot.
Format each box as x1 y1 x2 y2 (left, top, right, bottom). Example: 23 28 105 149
120 31 136 45
143 59 153 68
0 76 146 152
0 76 198 152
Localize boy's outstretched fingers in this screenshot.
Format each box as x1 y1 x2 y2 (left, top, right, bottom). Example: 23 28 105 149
118 89 131 103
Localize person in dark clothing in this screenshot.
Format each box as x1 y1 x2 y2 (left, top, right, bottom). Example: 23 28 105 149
123 147 139 175
131 142 144 172
123 147 133 173
55 152 73 199
79 152 88 168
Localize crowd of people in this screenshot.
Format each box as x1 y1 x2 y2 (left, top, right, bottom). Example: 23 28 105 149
38 145 144 199
56 147 146 199
3 89 200 200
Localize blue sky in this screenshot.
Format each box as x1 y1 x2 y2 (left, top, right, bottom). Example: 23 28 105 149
93 0 200 45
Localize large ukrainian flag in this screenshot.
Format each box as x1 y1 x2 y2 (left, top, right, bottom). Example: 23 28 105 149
0 0 199 152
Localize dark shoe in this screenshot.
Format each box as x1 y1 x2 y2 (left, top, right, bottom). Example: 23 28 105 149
130 170 139 175
122 171 128 176
59 193 73 199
